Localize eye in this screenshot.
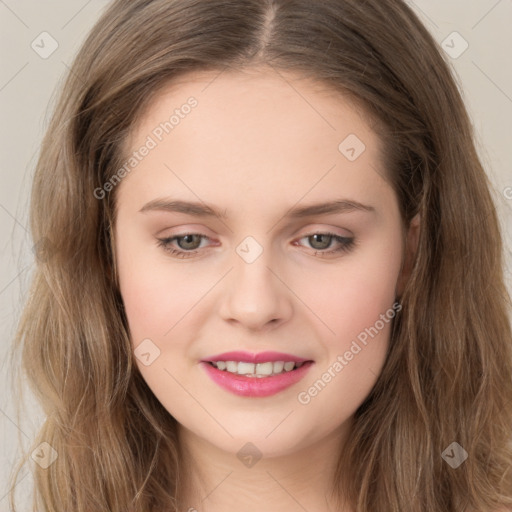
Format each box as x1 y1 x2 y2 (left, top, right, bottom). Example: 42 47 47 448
295 232 356 256
156 231 356 259
156 233 211 258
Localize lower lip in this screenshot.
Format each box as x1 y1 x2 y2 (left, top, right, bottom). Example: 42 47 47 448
200 361 314 397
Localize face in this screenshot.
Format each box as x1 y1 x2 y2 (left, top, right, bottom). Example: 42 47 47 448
114 67 414 459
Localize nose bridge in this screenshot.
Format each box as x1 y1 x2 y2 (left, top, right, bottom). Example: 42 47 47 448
218 237 293 329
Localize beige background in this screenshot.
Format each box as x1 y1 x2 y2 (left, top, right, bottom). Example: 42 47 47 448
1 0 511 508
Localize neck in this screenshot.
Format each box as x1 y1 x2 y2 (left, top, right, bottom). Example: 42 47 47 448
176 420 354 512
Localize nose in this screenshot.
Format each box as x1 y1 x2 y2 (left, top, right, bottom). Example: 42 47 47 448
218 250 294 332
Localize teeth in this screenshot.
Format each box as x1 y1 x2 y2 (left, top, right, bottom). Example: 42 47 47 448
211 360 304 377
226 361 238 372
237 362 255 375
273 361 284 373
255 362 273 376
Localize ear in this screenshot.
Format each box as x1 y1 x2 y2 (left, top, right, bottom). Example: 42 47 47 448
395 213 420 299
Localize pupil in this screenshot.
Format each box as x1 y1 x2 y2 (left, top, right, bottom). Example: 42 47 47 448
179 234 200 250
310 234 331 250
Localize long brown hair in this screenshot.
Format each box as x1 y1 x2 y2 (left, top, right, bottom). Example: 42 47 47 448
9 0 512 510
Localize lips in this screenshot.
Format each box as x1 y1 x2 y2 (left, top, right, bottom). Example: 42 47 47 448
200 350 315 397
201 350 312 364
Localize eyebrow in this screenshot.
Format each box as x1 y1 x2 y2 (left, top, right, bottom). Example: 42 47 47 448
139 198 376 219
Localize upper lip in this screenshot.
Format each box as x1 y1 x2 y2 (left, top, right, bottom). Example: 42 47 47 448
201 351 313 364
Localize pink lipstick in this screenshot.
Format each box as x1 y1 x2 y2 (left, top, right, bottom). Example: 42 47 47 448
200 351 314 397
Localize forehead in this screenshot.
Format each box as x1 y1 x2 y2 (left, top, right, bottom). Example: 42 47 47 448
117 67 392 218
129 66 381 156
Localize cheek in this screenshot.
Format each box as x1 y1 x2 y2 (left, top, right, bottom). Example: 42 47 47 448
294 240 402 425
115 229 196 344
120 269 203 337
294 232 403 344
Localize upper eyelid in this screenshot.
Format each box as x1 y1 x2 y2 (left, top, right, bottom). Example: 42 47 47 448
162 230 350 240
161 224 352 239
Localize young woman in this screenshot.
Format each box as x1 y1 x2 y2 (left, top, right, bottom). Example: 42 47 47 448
9 0 512 511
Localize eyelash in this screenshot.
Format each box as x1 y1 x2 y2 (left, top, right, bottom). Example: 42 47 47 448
156 232 356 259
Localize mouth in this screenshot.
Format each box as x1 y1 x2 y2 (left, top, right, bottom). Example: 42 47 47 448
200 359 315 397
205 360 311 378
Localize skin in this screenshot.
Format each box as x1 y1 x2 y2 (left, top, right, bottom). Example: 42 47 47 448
114 66 420 512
